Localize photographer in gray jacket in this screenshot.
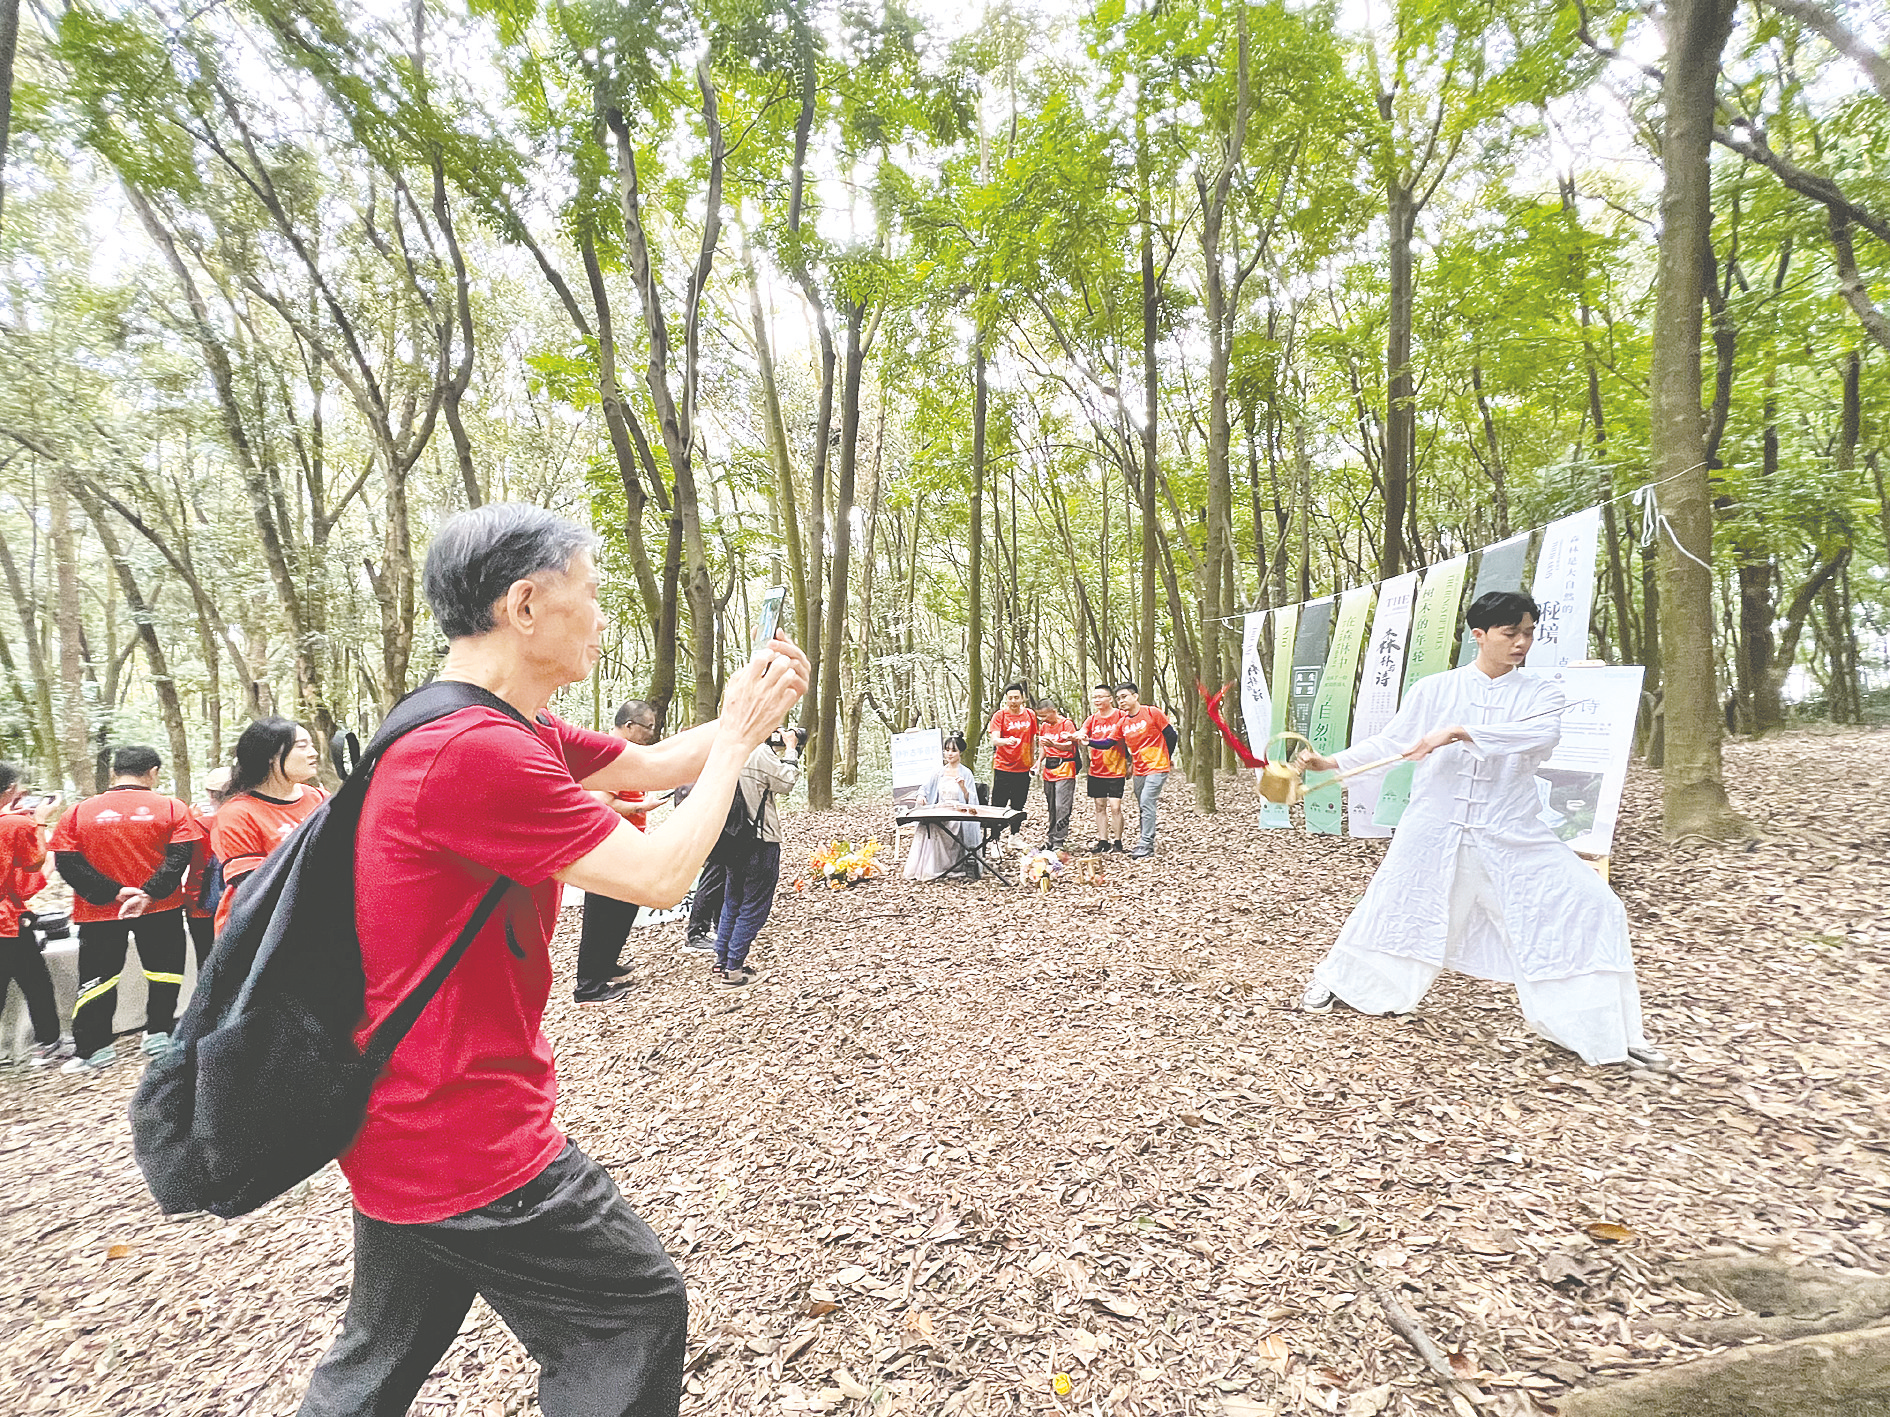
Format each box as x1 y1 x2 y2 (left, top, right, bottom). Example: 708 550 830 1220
710 725 803 987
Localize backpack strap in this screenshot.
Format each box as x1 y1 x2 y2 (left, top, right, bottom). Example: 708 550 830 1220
352 678 539 1070
362 873 512 1072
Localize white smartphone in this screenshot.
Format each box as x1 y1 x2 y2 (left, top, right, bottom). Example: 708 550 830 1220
756 585 787 651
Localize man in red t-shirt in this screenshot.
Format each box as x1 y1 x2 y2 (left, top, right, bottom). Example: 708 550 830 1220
573 698 661 1005
49 745 201 1072
0 762 62 1065
1034 699 1079 849
1081 683 1129 853
985 682 1036 843
297 504 808 1417
1115 681 1177 860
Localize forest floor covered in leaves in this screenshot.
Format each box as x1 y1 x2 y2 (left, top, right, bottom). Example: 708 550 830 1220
3 727 1888 1417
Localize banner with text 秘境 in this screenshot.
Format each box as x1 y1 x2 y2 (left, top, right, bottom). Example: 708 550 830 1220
1347 570 1419 837
1525 507 1601 669
1303 585 1375 835
1374 554 1469 827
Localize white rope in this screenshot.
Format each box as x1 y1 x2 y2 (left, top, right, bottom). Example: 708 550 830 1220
1211 462 1714 625
1632 482 1714 572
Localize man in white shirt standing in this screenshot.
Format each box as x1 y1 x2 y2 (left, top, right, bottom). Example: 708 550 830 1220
1295 591 1668 1070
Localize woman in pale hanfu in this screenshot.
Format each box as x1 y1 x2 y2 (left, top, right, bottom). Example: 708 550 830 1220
1296 590 1668 1070
903 734 984 881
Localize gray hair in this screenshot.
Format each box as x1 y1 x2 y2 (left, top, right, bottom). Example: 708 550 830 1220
423 504 598 640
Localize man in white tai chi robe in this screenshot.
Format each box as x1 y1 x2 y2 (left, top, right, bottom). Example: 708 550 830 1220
1296 591 1668 1070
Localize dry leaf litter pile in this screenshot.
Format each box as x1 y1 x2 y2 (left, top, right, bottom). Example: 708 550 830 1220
3 727 1888 1417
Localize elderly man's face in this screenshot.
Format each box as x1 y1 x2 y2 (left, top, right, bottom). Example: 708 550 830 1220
526 547 606 685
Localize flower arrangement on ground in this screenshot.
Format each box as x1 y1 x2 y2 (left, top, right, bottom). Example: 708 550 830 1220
802 838 884 889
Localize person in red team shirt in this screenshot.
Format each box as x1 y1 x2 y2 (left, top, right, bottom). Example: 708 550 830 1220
0 761 64 1066
1034 699 1079 849
1081 683 1129 853
985 682 1037 843
49 745 201 1072
211 718 328 938
1115 681 1177 860
295 504 806 1417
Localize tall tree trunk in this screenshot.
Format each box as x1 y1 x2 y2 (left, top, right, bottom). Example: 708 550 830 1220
48 470 92 792
0 0 17 229
744 246 810 647
0 519 58 781
72 482 192 797
1381 168 1416 578
1136 122 1160 699
965 339 988 756
810 299 865 808
1649 0 1747 836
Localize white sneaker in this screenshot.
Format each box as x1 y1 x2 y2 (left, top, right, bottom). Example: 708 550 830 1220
1626 1043 1672 1071
62 1046 116 1075
27 1041 72 1067
1299 983 1336 1013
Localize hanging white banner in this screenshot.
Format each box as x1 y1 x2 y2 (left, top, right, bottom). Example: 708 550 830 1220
1346 570 1419 838
1526 506 1601 668
1240 611 1272 762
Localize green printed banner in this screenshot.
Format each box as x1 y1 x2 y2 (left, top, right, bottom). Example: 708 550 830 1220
1302 585 1374 835
1456 532 1532 666
1374 554 1469 827
1261 603 1299 829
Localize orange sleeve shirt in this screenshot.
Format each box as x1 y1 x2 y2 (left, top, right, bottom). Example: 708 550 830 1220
1119 706 1174 776
987 710 1038 773
1081 711 1129 779
1039 716 1079 781
211 786 328 934
0 812 46 936
48 787 200 922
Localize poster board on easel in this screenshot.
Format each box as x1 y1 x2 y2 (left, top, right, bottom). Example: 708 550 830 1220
890 727 944 810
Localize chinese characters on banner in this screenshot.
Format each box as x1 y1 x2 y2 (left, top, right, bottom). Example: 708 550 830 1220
1260 603 1300 828
1240 612 1273 763
1346 571 1419 838
1374 554 1469 827
1525 507 1601 668
1303 586 1375 835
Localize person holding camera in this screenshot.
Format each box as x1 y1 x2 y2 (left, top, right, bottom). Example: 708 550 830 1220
710 725 803 987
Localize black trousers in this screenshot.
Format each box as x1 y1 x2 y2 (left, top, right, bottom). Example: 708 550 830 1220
187 914 215 970
991 769 1031 834
686 863 724 943
72 910 188 1057
0 925 59 1046
298 1143 687 1417
577 894 638 991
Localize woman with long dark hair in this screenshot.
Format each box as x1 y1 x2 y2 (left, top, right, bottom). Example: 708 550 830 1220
903 733 981 881
209 717 325 934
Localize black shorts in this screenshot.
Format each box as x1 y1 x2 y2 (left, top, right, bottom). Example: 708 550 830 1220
1086 775 1125 800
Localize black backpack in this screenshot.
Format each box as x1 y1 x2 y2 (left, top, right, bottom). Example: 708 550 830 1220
130 680 530 1219
707 774 768 866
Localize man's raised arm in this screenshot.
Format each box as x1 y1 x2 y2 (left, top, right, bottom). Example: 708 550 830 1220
562 638 809 907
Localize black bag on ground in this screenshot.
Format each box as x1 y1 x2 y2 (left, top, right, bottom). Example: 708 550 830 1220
130 681 531 1219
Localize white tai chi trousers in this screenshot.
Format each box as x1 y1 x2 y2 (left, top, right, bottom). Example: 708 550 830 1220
1312 846 1649 1065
